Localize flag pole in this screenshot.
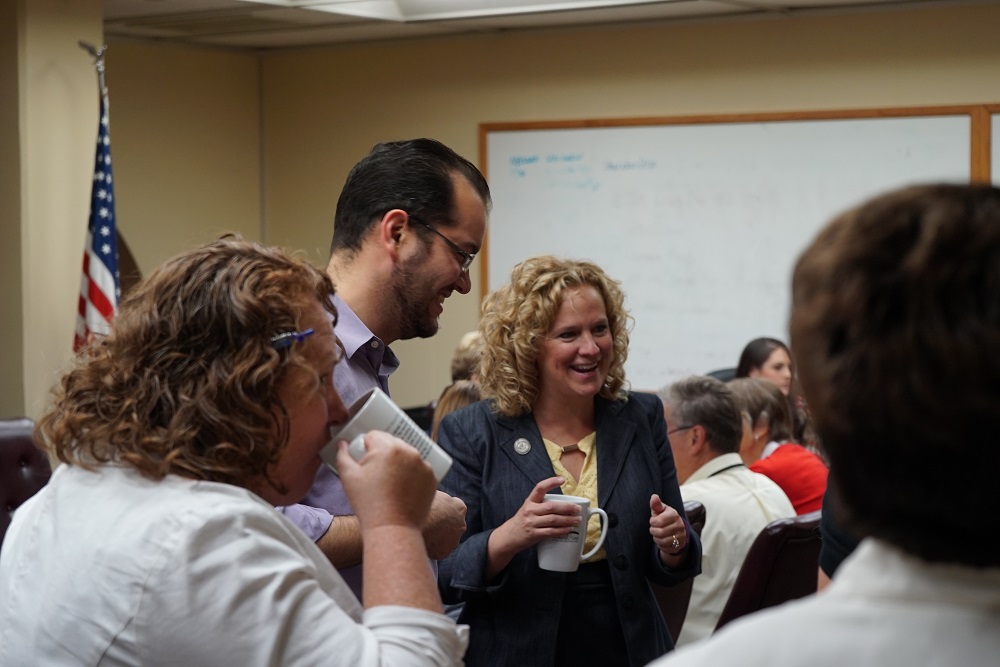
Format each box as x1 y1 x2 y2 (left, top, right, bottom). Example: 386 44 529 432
78 41 107 93
74 41 120 352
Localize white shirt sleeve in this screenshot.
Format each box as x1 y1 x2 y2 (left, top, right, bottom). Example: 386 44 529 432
132 490 467 667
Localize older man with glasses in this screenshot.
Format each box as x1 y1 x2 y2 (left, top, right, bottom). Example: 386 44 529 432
658 376 795 646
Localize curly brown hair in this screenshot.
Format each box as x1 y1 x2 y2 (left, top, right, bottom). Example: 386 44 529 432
36 237 335 492
478 256 631 417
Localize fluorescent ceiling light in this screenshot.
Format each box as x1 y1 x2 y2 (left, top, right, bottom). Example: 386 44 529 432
238 0 681 23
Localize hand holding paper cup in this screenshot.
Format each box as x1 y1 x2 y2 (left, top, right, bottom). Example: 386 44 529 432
319 388 453 481
537 494 609 572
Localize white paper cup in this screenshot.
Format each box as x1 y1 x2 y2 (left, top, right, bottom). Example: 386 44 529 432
537 493 609 572
319 387 453 481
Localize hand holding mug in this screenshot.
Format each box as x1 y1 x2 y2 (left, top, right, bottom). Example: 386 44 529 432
335 431 437 533
486 477 581 579
537 494 609 572
321 387 453 481
494 477 579 553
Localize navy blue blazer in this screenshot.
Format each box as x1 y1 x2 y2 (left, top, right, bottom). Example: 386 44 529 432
437 392 701 667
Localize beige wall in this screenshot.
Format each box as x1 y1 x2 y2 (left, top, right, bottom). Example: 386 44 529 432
11 2 1000 415
15 0 104 418
105 40 261 270
0 0 24 416
261 2 1000 407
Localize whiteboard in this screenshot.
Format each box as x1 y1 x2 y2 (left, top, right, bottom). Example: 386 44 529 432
485 115 971 391
993 113 1000 184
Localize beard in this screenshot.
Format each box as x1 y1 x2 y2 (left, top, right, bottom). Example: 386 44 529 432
391 252 441 340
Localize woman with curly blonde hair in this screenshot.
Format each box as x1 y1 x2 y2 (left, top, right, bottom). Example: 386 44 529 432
0 238 468 666
437 255 701 667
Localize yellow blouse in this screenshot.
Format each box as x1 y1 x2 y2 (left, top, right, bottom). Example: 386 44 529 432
542 431 605 562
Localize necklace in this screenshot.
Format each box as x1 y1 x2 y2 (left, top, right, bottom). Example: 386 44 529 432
559 443 580 453
708 462 747 478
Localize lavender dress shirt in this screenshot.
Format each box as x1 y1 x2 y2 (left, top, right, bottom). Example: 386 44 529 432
276 294 399 598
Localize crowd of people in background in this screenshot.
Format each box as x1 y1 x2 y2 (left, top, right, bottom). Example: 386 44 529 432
2 134 998 667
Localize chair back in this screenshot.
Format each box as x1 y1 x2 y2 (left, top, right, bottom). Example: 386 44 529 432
652 499 706 643
713 509 822 631
0 417 51 547
705 368 737 382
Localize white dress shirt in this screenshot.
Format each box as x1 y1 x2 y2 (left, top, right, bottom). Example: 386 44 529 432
676 452 795 646
0 464 467 666
652 538 1000 666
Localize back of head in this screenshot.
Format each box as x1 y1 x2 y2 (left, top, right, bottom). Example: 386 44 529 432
431 380 482 441
37 237 335 490
790 183 1000 567
727 377 794 443
478 255 631 416
330 138 491 254
735 337 789 378
450 331 484 382
660 376 743 455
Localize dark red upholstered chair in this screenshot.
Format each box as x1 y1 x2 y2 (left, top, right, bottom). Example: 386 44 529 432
652 499 706 643
0 417 51 547
713 509 822 631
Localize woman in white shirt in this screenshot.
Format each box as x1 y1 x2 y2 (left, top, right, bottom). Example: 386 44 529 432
0 238 466 667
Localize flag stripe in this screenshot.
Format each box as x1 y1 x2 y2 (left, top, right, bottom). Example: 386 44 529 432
75 91 120 352
85 250 117 317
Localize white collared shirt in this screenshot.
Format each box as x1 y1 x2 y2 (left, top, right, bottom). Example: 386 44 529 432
676 452 795 646
0 464 467 666
653 538 1000 666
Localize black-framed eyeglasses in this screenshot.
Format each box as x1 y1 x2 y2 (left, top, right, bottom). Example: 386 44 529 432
411 218 476 273
667 424 696 436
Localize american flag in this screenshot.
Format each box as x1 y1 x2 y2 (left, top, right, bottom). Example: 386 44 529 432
74 91 120 352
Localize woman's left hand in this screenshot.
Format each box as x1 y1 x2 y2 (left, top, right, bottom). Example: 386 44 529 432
649 494 688 564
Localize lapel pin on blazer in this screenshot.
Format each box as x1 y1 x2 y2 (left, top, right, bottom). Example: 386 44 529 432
513 438 531 455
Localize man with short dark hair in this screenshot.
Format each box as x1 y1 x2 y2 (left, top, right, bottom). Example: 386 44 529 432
659 376 794 646
651 184 1000 666
280 139 491 598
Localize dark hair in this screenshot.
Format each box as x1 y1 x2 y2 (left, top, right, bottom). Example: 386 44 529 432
330 138 491 254
790 183 1000 567
735 336 816 448
727 378 795 444
36 238 335 492
734 337 791 378
659 376 743 455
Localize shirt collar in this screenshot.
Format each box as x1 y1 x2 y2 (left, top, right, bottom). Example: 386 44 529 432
331 294 400 372
762 440 781 459
685 452 746 484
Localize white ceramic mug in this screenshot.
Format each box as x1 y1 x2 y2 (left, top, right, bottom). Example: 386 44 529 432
537 493 609 572
319 387 453 481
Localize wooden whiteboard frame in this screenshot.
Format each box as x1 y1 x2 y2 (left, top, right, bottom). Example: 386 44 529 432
987 104 1000 184
479 104 996 301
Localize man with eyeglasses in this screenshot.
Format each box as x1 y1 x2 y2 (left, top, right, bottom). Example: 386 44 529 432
658 376 794 646
278 138 491 600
